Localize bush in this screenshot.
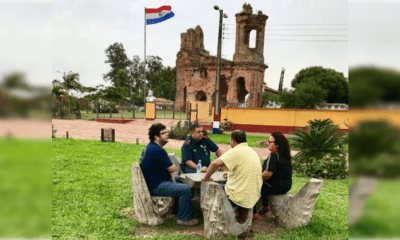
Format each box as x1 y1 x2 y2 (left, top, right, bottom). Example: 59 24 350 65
307 118 333 130
290 118 347 179
168 121 189 140
349 120 400 178
92 107 118 113
293 153 348 179
291 124 346 160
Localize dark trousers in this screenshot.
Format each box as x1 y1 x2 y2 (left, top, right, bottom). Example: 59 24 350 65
254 182 289 214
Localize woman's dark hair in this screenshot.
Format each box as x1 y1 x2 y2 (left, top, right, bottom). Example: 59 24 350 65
271 131 291 161
149 123 166 141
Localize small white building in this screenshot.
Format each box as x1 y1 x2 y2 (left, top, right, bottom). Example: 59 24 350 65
317 103 348 110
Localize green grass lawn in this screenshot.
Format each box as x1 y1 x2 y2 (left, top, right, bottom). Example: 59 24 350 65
208 132 271 148
208 132 349 152
208 133 300 149
155 110 189 120
349 178 400 238
52 138 348 239
0 139 52 238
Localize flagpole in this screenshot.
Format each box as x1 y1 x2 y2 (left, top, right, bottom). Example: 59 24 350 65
143 7 147 113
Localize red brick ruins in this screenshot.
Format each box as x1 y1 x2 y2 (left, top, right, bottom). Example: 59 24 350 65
175 4 268 112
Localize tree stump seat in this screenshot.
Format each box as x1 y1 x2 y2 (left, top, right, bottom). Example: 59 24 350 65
267 178 323 228
130 153 182 226
200 181 253 239
131 162 175 226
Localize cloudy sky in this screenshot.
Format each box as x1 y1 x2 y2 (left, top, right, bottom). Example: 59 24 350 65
1 0 399 92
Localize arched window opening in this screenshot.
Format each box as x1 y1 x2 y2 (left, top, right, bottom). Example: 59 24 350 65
249 30 256 48
196 91 207 101
237 78 248 103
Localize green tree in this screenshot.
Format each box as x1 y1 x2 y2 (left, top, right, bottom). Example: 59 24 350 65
57 71 82 119
2 72 30 89
146 56 164 77
101 86 129 118
261 91 274 107
127 55 170 102
291 66 348 104
145 56 164 97
151 66 176 100
103 42 132 87
116 69 128 88
52 85 63 118
273 81 328 109
349 66 400 108
85 85 105 117
128 55 144 89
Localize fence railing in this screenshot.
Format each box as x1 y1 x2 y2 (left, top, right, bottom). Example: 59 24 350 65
52 98 189 120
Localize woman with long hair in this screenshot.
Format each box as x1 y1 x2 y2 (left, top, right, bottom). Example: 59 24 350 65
254 131 292 218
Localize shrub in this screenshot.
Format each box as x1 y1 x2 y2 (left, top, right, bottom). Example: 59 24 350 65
291 124 346 160
349 120 400 178
168 121 189 140
92 107 118 113
293 153 348 179
307 118 333 130
290 118 347 179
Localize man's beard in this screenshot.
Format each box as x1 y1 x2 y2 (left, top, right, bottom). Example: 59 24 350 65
159 138 168 146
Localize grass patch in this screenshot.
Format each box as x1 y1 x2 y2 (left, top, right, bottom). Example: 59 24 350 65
208 133 271 148
349 178 400 238
208 132 348 152
0 138 52 238
155 110 189 120
53 138 348 239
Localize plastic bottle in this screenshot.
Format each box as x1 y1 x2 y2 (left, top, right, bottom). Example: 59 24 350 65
197 160 202 173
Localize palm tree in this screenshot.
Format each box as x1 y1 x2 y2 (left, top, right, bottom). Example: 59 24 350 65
58 71 82 119
52 85 63 118
291 121 346 166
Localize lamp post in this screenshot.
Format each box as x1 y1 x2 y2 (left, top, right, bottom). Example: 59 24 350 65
213 5 227 134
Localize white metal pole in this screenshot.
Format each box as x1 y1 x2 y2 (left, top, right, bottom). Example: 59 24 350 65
144 7 147 113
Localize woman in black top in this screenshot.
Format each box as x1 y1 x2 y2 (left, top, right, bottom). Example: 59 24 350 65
255 131 292 216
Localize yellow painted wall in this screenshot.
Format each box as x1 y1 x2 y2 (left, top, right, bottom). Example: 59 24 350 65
189 100 209 122
221 108 400 129
221 108 349 129
145 102 155 119
295 110 349 129
349 109 400 127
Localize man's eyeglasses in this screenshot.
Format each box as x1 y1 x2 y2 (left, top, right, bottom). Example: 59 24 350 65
268 140 274 144
160 131 168 135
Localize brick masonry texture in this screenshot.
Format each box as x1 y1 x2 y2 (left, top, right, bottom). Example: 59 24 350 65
175 4 269 112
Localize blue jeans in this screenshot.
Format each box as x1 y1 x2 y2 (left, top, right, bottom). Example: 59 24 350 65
151 176 193 221
180 163 197 174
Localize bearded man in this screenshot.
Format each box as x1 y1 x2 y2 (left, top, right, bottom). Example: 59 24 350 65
140 123 199 226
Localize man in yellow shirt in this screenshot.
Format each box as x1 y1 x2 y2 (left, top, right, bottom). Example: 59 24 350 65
201 130 262 223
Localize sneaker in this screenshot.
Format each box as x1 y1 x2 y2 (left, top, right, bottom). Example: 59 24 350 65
258 206 271 215
176 219 199 226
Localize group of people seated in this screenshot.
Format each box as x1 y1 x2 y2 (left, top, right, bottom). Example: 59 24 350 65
139 122 292 226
